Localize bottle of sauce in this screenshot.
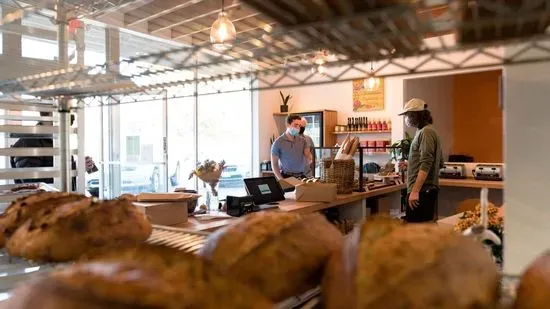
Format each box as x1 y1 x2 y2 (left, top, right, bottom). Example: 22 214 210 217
382 119 388 131
387 118 392 131
367 120 372 131
376 119 382 131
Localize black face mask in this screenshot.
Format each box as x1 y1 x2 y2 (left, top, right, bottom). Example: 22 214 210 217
299 127 305 135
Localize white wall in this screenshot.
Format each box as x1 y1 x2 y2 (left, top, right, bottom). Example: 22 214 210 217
503 48 550 275
257 78 405 164
403 75 454 160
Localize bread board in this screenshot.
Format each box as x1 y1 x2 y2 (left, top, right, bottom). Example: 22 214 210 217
136 192 200 202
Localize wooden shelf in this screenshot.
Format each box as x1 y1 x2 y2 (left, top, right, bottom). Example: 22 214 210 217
273 109 336 116
333 130 391 134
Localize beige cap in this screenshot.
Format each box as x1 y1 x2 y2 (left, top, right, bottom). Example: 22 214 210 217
399 98 428 115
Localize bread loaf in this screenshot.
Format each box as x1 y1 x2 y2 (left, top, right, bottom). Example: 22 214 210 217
323 218 500 309
0 192 87 247
3 246 273 309
6 199 152 262
514 251 550 309
199 211 343 302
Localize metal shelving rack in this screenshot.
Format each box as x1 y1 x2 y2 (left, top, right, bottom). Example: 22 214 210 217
0 0 548 105
0 100 86 195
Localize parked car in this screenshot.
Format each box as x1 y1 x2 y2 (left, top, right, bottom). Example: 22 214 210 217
219 165 248 188
87 165 161 196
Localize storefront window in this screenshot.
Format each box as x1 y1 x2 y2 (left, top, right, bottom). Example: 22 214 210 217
197 78 252 200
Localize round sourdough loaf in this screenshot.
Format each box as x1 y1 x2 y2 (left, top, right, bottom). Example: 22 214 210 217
198 211 344 302
514 251 550 309
323 218 500 309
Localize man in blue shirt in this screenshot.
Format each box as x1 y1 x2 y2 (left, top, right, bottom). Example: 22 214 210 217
271 114 312 180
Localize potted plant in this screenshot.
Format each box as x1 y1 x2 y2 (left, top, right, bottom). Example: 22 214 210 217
279 91 291 113
390 132 413 162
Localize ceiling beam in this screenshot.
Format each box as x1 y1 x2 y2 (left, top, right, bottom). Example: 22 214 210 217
149 2 241 33
171 12 264 40
125 0 207 26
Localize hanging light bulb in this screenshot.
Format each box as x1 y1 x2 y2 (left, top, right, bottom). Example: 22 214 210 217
210 0 236 51
364 61 380 90
364 76 380 90
317 64 326 75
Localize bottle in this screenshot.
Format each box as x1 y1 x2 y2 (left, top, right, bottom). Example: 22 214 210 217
347 118 351 131
387 118 392 131
377 119 383 131
382 119 388 131
359 117 364 131
367 120 372 131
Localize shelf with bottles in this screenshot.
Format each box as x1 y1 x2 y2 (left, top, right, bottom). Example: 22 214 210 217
335 117 392 134
333 130 391 134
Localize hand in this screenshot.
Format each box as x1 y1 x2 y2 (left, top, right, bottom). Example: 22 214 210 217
398 161 408 171
408 191 420 209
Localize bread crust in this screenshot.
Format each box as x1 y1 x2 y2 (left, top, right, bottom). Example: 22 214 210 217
324 220 500 309
6 199 152 262
514 251 550 309
199 211 343 302
4 246 274 309
0 192 87 247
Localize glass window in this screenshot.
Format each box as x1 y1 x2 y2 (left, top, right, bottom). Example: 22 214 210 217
197 79 252 200
167 86 195 191
126 136 140 161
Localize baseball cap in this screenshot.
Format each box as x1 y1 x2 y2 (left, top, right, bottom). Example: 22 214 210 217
398 98 428 115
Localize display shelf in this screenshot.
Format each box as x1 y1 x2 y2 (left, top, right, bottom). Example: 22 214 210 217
333 130 391 134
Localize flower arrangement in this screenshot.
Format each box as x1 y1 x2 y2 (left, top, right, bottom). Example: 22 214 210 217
189 159 226 199
455 203 504 264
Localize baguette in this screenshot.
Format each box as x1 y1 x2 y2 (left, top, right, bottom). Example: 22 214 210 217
348 137 360 155
343 136 355 155
335 134 350 160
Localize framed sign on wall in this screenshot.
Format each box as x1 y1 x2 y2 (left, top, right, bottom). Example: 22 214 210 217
352 78 385 112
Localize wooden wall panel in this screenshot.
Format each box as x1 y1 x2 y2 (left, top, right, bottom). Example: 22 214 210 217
452 70 503 162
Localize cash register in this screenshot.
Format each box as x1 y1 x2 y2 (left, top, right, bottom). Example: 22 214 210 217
226 176 285 217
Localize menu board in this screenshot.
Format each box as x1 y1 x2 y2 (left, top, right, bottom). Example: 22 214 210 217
352 78 385 112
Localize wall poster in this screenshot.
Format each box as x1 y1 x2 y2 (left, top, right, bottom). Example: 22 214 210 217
352 78 385 112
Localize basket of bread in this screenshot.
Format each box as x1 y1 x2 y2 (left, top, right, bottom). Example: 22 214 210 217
320 134 358 194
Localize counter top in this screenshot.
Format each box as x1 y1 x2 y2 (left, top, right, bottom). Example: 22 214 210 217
173 183 405 232
440 178 504 190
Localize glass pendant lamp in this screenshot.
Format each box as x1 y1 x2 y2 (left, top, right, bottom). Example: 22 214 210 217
210 0 236 51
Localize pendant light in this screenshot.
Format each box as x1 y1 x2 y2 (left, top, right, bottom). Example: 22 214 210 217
364 61 380 91
210 0 236 51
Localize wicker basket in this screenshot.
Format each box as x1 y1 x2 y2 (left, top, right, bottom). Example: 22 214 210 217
320 159 355 194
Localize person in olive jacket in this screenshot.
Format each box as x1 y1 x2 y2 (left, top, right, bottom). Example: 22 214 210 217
398 98 444 223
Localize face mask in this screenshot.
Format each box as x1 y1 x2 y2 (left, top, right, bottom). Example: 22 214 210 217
299 127 305 135
287 127 299 136
405 116 414 128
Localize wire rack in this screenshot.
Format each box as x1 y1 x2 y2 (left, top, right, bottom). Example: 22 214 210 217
1 0 550 100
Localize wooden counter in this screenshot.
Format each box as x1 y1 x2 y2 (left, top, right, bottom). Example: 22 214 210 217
173 183 405 232
440 178 504 190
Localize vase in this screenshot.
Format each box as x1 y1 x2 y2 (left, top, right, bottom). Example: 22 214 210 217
204 180 220 212
280 105 288 113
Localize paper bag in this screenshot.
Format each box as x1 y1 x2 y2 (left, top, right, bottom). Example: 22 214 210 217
295 182 337 202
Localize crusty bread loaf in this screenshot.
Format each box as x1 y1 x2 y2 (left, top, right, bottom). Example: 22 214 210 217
514 251 550 309
199 211 343 302
0 192 87 247
3 247 273 309
323 218 500 309
6 199 152 262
